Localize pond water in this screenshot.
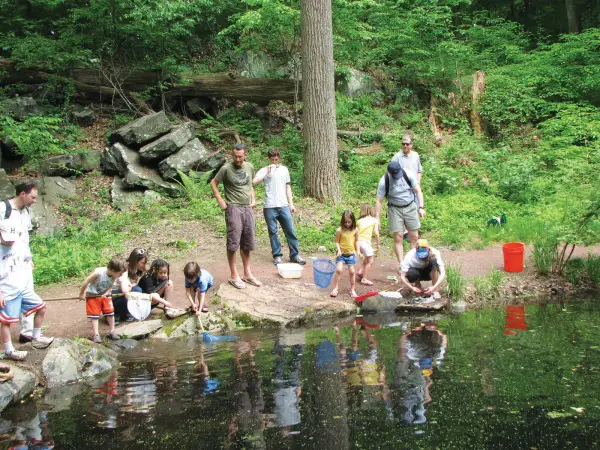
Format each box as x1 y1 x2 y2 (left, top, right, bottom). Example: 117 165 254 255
2 300 600 449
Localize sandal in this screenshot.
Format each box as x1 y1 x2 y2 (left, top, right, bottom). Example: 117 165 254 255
360 279 374 286
348 290 358 299
201 305 209 313
242 277 263 287
228 279 246 290
356 273 363 280
330 290 338 298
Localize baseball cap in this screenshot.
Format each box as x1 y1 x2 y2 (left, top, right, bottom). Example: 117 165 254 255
387 160 402 179
416 238 430 259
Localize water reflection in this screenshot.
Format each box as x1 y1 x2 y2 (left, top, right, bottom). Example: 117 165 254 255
393 321 447 425
3 303 600 448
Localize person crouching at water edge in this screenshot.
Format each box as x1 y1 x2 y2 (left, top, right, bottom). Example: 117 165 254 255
330 210 359 299
399 239 446 299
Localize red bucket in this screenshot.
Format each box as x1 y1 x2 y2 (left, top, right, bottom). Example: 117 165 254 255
503 242 525 273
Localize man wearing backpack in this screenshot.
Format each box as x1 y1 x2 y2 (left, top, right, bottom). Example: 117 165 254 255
0 180 54 360
375 160 425 263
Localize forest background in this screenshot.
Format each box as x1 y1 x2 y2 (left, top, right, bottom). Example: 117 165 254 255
0 0 599 287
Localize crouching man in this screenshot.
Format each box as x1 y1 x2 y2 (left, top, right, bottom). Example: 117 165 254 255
400 239 446 299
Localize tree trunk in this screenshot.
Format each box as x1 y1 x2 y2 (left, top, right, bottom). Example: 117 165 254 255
301 0 341 202
471 70 486 136
0 59 299 104
565 0 580 33
428 92 443 145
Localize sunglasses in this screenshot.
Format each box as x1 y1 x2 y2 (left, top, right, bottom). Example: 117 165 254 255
135 248 147 256
402 142 412 146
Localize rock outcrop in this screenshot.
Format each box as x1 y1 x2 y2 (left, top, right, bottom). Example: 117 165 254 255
0 364 37 413
158 138 222 180
110 111 172 146
42 338 118 388
40 151 101 177
139 122 195 162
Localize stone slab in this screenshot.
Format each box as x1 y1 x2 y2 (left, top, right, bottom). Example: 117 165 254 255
117 319 163 339
0 364 37 413
217 281 356 327
110 111 172 146
139 122 195 162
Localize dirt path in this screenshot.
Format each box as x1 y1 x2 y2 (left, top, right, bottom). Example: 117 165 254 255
24 227 600 342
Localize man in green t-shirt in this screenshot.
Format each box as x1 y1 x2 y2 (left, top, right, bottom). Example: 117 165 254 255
210 144 263 289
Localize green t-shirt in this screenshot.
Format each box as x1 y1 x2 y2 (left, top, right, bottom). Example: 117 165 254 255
214 161 255 206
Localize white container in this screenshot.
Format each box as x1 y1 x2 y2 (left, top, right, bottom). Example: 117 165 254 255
277 263 304 279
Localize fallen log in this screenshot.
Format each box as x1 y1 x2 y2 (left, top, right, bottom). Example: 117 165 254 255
0 59 299 104
337 130 395 138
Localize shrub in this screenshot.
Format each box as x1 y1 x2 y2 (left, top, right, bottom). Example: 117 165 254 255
532 238 558 276
586 255 600 288
445 264 466 301
565 258 586 286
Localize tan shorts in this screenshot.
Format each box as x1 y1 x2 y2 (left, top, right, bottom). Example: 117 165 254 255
388 202 420 233
225 205 256 252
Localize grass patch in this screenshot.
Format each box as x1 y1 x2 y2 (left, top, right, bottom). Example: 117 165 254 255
445 264 466 301
472 268 505 303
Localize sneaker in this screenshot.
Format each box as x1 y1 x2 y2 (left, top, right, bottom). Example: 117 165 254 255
5 350 27 361
125 315 135 322
31 335 55 349
273 256 283 265
290 255 306 265
92 334 102 344
106 332 121 341
18 334 33 344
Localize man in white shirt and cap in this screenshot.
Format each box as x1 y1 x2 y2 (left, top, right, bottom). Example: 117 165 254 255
400 239 445 299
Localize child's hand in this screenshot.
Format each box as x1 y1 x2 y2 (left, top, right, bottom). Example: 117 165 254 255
336 250 342 257
163 300 172 308
79 295 86 301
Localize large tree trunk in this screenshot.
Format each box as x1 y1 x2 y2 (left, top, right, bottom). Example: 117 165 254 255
565 0 580 33
301 0 341 202
0 59 299 104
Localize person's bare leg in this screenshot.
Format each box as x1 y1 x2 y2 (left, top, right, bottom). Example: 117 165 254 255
408 229 419 249
156 281 174 302
430 269 441 298
348 265 357 297
393 232 405 262
362 256 374 284
1 324 11 345
107 315 116 333
241 249 253 279
33 307 45 328
330 263 344 296
227 250 241 281
91 318 99 336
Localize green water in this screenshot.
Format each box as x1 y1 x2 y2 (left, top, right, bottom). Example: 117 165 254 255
2 301 600 449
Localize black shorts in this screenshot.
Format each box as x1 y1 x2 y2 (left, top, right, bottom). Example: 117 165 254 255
406 265 433 283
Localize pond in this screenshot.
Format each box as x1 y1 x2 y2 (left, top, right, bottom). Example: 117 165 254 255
2 300 600 449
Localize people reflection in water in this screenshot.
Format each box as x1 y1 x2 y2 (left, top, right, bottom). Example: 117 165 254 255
272 330 305 433
335 320 392 415
194 345 220 396
393 320 447 425
93 371 120 429
226 339 266 449
0 402 55 449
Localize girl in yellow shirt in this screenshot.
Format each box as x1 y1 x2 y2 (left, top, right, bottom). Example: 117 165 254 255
330 210 359 298
356 203 380 287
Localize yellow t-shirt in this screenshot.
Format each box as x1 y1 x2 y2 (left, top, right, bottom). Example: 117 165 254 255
339 228 356 255
357 216 378 242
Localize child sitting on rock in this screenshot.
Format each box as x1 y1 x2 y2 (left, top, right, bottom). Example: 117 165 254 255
79 257 127 343
139 259 174 309
184 262 214 328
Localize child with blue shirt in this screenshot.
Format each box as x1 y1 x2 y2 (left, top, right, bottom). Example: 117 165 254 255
184 262 214 329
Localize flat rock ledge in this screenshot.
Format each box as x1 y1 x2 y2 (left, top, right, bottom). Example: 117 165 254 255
42 338 118 388
217 281 356 327
117 319 163 339
0 364 37 413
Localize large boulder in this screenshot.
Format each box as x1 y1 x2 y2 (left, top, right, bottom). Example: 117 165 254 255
0 169 14 200
216 280 356 326
336 69 378 98
29 177 76 235
111 176 144 211
15 97 41 120
65 104 97 127
0 364 37 413
101 143 132 176
158 138 224 180
110 111 172 146
42 338 118 388
39 151 101 177
139 122 195 162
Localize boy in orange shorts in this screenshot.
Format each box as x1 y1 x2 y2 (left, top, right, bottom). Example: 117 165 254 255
79 258 127 343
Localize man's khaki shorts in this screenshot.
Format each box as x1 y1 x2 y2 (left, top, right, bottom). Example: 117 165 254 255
388 202 420 233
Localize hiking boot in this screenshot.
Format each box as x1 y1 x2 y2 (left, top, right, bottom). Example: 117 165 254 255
31 335 55 349
106 332 121 341
18 334 33 344
5 350 27 361
290 255 306 265
273 256 283 265
92 334 102 344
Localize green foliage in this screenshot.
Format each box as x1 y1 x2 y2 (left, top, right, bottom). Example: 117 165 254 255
445 264 466 301
532 238 558 277
565 257 586 286
585 255 600 288
472 268 504 303
0 114 82 168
